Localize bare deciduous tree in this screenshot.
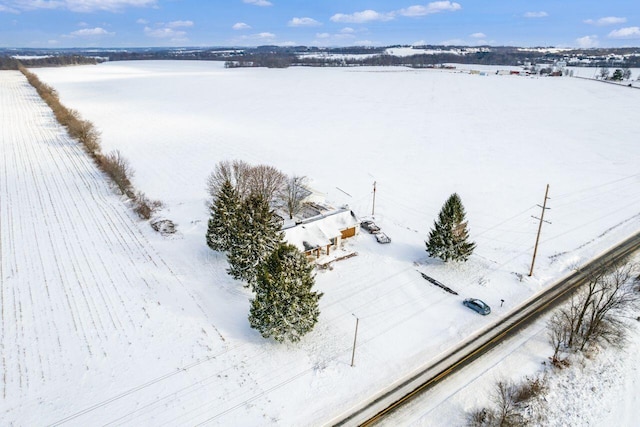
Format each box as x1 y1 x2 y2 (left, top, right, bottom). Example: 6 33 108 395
576 261 637 350
247 164 286 203
207 160 286 206
599 67 610 80
548 312 570 362
281 175 308 219
492 381 522 426
206 159 252 200
548 261 639 357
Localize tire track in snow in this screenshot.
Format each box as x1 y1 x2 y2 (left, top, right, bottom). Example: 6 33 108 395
10 80 93 385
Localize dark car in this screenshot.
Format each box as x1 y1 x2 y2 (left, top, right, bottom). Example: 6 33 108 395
360 220 380 234
463 298 491 315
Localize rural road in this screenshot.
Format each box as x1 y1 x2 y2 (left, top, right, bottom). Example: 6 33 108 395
331 230 640 426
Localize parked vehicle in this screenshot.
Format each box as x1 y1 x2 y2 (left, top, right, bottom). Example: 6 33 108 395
463 298 491 315
375 232 391 244
360 220 380 234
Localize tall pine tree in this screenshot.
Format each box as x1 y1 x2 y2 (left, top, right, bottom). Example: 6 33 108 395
249 243 322 343
227 192 283 288
426 193 476 262
206 179 241 252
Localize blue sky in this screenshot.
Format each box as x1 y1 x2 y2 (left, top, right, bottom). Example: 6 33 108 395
1 1 639 48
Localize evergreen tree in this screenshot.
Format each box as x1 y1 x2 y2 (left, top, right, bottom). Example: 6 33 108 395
206 179 241 252
249 243 322 343
611 69 624 81
227 192 283 288
426 193 476 262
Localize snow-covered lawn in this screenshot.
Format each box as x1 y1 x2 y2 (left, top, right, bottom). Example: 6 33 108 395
2 61 638 425
381 280 640 426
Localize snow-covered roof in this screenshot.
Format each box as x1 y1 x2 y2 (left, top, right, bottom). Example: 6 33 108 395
283 209 359 252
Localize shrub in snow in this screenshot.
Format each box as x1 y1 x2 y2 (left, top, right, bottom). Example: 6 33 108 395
134 191 163 220
249 243 322 343
426 193 476 262
98 150 134 197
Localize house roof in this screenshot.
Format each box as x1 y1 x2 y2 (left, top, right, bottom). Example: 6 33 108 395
283 208 359 253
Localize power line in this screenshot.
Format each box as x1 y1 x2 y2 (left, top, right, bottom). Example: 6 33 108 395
529 184 551 277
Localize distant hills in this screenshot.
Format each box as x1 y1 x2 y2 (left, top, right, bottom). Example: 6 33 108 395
1 45 639 68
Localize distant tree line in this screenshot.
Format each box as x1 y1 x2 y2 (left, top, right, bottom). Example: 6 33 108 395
0 56 20 70
4 45 639 68
224 52 296 68
0 55 102 70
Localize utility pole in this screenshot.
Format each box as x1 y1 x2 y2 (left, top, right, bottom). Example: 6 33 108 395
529 184 551 277
371 181 377 217
350 314 359 367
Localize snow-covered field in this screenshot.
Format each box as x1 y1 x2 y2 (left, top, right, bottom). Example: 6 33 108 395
2 61 639 425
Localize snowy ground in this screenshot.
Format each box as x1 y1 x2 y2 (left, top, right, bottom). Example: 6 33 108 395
381 255 640 426
1 61 638 425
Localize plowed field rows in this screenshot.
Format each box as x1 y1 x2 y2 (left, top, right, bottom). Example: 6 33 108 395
0 71 229 424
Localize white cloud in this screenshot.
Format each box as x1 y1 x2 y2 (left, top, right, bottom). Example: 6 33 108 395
576 35 599 48
398 2 461 17
232 22 251 30
330 10 394 23
234 31 277 44
136 18 148 25
70 27 114 36
167 20 193 28
256 32 275 39
355 40 374 46
335 32 356 40
441 38 465 45
584 16 626 26
340 27 356 34
243 0 272 6
288 17 321 27
0 5 20 13
330 3 461 24
608 26 640 39
142 20 193 41
5 0 158 13
524 11 548 18
144 26 186 39
470 32 486 39
313 31 356 44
